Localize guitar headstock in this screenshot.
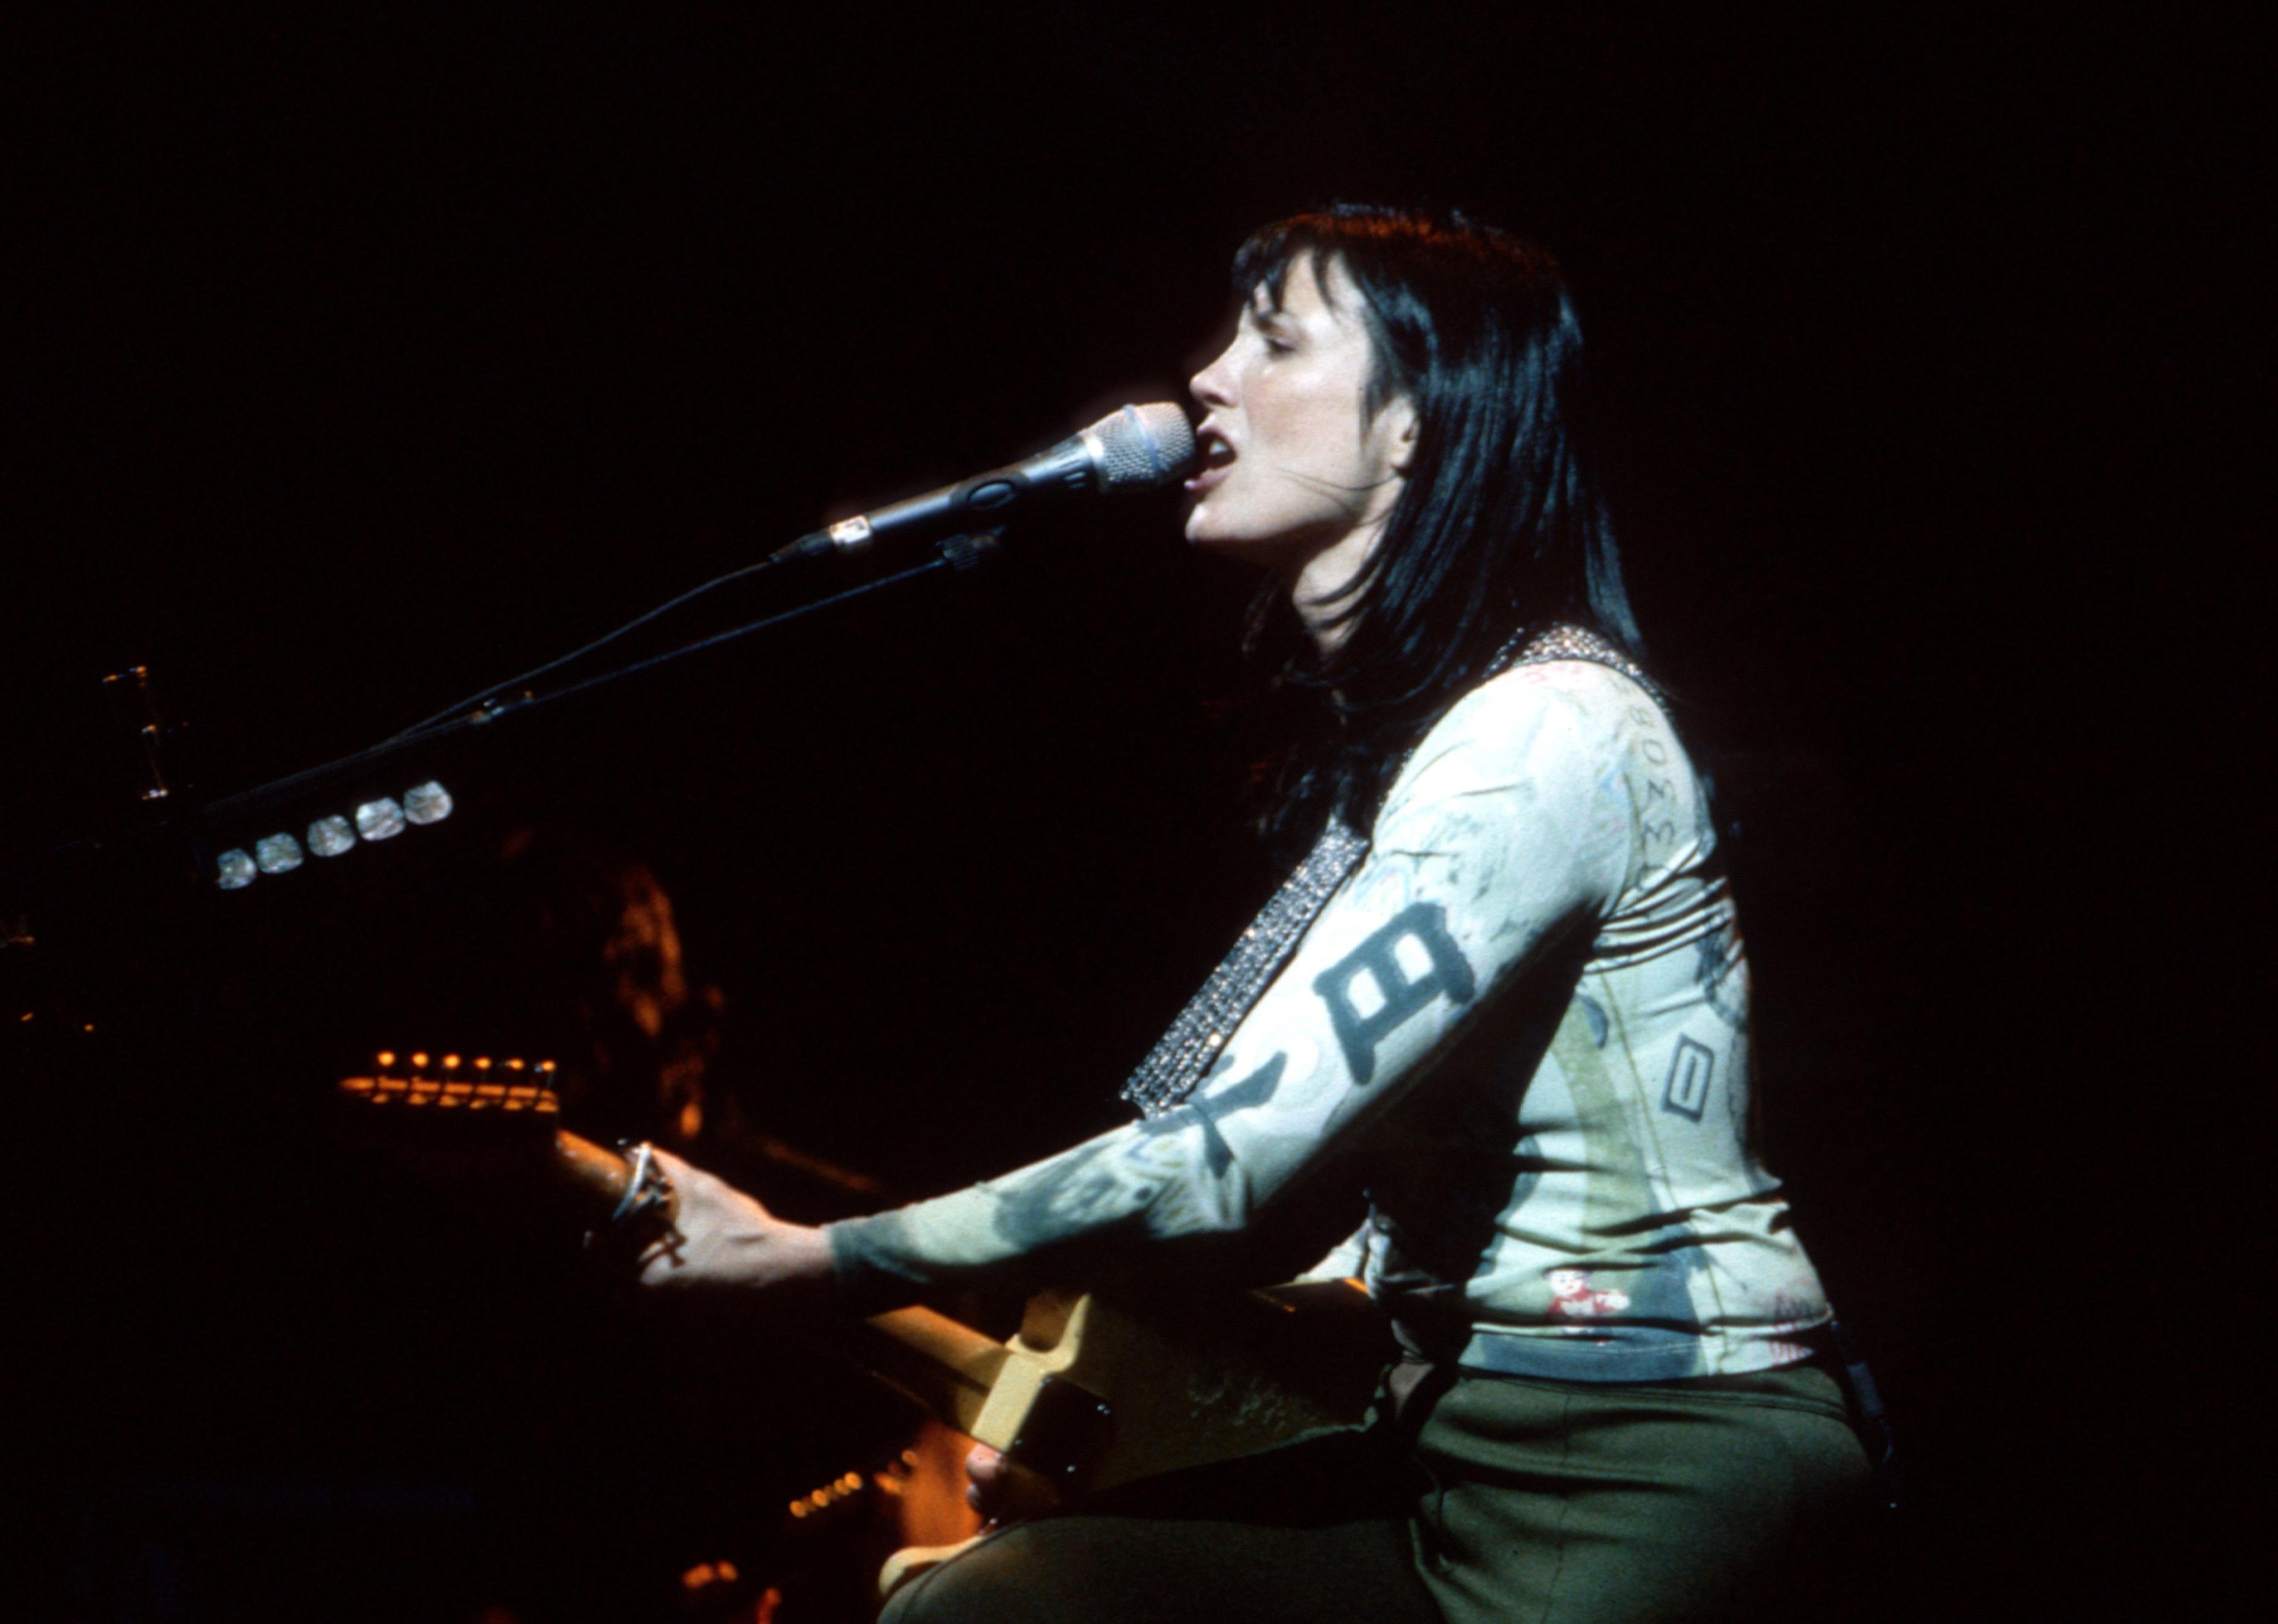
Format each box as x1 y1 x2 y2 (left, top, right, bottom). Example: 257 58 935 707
337 1051 657 1229
337 1050 562 1145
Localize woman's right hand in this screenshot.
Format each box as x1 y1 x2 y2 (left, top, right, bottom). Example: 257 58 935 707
633 1147 835 1309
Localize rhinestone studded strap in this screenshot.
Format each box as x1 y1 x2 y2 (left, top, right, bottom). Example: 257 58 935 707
1119 623 1661 1119
1119 817 1370 1118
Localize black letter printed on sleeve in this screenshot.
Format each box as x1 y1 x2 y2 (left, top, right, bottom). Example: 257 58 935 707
1312 901 1476 1085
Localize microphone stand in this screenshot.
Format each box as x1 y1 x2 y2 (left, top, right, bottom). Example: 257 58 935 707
2 530 1006 911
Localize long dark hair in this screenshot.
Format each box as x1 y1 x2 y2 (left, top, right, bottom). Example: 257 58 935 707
1234 205 1641 845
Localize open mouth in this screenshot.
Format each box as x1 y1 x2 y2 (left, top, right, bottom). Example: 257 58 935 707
1184 429 1235 494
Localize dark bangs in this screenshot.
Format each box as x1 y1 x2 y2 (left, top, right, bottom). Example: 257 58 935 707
1231 205 1641 844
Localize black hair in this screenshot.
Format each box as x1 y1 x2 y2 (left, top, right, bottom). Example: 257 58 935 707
1231 204 1642 846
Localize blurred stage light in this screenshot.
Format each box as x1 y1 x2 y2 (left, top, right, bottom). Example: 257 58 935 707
215 782 451 887
354 797 407 840
254 833 305 873
307 814 356 856
404 781 454 824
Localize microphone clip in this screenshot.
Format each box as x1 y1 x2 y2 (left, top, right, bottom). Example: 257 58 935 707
936 530 1004 573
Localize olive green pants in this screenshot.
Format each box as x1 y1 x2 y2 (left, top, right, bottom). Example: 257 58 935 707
881 1363 1876 1624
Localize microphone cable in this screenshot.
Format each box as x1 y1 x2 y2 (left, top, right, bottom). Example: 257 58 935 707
382 553 791 747
196 537 999 828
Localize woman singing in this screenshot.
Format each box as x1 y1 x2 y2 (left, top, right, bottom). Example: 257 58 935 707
638 205 1877 1623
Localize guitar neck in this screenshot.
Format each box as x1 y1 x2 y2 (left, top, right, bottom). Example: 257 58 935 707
339 1067 1043 1453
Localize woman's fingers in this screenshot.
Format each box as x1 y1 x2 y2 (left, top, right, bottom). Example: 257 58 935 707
634 1148 834 1297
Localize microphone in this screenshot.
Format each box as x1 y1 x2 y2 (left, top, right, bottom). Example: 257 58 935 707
773 402 1197 562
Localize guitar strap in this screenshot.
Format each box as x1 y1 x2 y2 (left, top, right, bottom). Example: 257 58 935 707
1121 623 1662 1120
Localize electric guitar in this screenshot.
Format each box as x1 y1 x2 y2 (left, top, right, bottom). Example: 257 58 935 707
339 1055 1392 1591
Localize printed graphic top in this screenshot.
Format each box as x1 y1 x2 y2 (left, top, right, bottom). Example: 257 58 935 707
827 659 1832 1380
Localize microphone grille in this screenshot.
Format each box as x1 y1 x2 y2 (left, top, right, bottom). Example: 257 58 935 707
1089 402 1198 491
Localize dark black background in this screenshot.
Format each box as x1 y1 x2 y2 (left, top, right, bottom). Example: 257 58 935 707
4 6 2255 1620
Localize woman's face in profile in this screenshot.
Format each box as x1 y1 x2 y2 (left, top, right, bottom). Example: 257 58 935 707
1184 253 1415 574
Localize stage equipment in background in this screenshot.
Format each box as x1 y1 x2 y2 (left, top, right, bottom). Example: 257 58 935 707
101 664 191 807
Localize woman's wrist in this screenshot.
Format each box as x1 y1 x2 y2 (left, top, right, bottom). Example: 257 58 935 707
767 1220 837 1291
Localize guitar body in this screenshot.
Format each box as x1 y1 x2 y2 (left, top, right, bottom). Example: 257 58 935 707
965 1278 1390 1492
864 1278 1391 1596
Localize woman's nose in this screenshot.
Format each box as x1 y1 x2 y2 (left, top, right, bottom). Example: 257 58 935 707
1189 347 1236 409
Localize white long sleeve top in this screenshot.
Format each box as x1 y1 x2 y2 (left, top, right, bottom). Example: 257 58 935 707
829 658 1831 1380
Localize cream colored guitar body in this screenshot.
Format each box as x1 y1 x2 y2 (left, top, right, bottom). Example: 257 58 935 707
864 1278 1390 1596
